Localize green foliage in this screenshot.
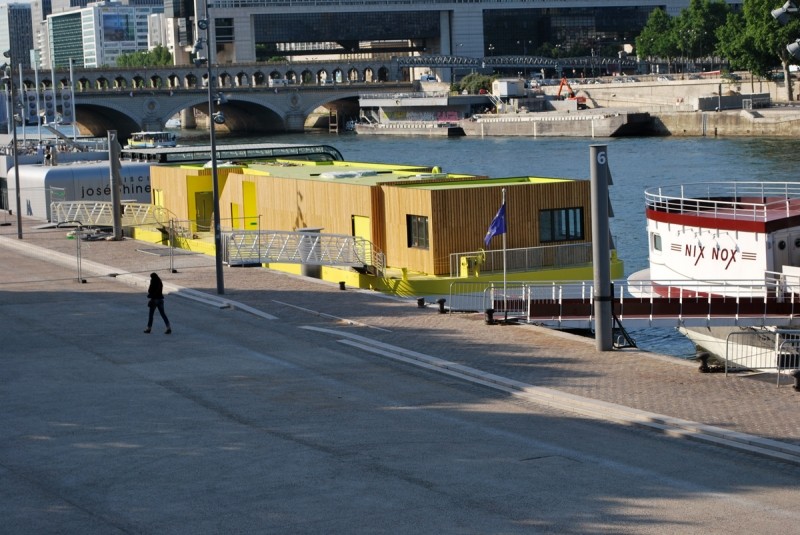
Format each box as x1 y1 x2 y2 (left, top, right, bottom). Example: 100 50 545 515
636 1 731 60
116 45 173 67
455 73 495 94
635 8 679 59
674 0 730 58
716 0 800 98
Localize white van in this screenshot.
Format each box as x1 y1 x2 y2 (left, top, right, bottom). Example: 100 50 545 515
268 78 289 87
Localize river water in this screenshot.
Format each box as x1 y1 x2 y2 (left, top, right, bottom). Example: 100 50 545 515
196 131 800 358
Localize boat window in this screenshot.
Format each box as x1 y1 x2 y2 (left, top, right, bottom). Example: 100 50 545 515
779 240 787 250
539 207 584 243
406 214 429 249
652 233 662 252
795 238 800 248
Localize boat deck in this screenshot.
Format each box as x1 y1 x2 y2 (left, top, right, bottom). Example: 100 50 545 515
645 182 800 223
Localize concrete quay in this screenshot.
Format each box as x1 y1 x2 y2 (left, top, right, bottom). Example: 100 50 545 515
2 216 800 466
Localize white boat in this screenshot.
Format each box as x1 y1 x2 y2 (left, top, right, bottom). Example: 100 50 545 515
125 131 178 149
628 182 800 372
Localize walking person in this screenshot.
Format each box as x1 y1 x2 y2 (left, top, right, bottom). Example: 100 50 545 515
145 273 172 334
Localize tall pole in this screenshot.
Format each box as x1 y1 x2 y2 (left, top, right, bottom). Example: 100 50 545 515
69 58 76 141
4 54 23 239
202 0 225 294
34 64 40 141
501 187 507 319
590 145 611 350
12 73 21 238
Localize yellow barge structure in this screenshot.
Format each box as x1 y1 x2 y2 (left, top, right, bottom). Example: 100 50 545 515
136 143 622 299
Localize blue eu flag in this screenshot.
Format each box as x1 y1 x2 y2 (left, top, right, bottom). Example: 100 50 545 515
484 203 506 247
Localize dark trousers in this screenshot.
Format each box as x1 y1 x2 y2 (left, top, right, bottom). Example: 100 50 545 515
148 299 170 328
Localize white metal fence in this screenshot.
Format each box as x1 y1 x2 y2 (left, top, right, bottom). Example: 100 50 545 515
725 329 800 385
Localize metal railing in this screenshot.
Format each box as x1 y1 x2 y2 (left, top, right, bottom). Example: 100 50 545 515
448 281 531 314
725 329 800 384
50 201 166 228
222 230 385 275
448 278 800 328
449 243 594 278
645 182 800 221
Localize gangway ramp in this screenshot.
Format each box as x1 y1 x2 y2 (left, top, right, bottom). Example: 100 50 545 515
50 201 166 228
223 230 385 275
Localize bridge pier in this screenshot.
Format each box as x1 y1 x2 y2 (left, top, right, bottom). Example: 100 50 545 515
181 109 196 129
285 112 307 133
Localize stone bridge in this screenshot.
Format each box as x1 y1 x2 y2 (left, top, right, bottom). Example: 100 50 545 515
70 82 413 137
9 55 635 137
15 59 413 137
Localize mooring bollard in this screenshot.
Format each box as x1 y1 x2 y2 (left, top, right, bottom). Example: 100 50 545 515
417 298 426 308
697 351 710 373
338 281 346 290
436 298 447 314
485 308 495 324
791 369 800 392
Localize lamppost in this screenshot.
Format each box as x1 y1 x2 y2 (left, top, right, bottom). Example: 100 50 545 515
193 8 225 294
2 50 22 239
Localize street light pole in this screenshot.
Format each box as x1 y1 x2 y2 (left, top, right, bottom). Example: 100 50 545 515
197 4 224 294
3 50 22 239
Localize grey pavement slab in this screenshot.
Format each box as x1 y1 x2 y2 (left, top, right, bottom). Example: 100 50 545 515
2 217 800 454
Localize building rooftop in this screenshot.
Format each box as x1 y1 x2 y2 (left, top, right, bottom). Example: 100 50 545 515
172 157 577 189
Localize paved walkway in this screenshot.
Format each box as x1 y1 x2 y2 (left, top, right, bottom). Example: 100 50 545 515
2 218 800 464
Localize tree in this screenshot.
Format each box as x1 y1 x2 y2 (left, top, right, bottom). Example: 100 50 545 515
716 0 800 100
455 73 495 95
116 46 173 68
635 8 679 70
674 0 730 60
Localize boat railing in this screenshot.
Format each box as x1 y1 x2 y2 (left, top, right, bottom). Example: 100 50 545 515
645 182 800 221
448 243 595 278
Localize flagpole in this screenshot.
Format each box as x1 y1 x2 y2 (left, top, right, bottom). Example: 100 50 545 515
502 187 507 320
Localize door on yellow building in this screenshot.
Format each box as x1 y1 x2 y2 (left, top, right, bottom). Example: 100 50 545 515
243 182 258 229
352 215 371 242
195 192 213 231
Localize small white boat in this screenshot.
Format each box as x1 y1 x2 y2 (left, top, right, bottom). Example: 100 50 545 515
165 118 181 129
628 181 800 373
125 131 178 149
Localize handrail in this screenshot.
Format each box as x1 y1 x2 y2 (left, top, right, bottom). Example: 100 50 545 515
223 230 385 275
645 182 800 221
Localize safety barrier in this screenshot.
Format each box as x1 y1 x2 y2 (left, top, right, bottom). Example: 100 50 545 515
725 329 800 385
